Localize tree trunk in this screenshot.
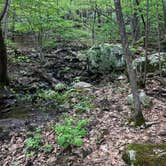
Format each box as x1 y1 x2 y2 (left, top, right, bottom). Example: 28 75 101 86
135 0 146 34
156 0 162 77
0 25 9 86
162 0 166 31
0 0 9 86
143 0 149 87
114 0 145 126
3 0 10 40
91 3 97 45
131 1 140 44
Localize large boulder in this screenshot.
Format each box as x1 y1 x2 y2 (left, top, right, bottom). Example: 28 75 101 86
123 144 166 166
86 43 125 74
132 52 166 75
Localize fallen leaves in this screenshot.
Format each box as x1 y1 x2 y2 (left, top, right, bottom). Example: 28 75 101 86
0 78 166 166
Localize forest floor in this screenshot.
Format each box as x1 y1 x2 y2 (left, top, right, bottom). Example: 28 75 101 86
0 46 166 166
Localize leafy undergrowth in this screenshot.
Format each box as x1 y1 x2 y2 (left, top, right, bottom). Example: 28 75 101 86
0 77 165 166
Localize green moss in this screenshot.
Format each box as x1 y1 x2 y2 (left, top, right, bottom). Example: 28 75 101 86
123 144 166 166
128 110 145 127
134 114 145 127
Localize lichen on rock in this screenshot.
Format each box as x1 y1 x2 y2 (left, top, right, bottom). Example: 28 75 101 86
123 144 166 166
86 43 125 74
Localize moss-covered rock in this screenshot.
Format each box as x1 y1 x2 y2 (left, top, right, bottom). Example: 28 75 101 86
123 144 166 166
86 43 125 74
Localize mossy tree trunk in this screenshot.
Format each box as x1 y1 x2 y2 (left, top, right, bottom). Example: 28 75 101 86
114 0 145 126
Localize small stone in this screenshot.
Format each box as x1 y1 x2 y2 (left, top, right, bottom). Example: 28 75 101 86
117 75 126 80
159 131 166 137
82 148 93 158
74 82 92 91
47 156 56 165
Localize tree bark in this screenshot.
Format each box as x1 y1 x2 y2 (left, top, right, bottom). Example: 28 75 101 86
143 0 149 87
156 0 162 77
131 1 140 44
0 25 9 85
91 2 97 45
114 0 145 126
0 0 9 86
162 0 166 31
3 0 10 40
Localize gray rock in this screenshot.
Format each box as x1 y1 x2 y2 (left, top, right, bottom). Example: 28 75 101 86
127 91 151 108
87 43 125 74
133 52 166 74
74 82 92 91
159 131 166 137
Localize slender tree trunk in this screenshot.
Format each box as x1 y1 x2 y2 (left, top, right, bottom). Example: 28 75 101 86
162 0 166 31
131 1 140 44
11 6 16 41
3 0 10 40
97 9 101 25
135 0 146 35
3 11 8 40
156 0 162 77
91 3 97 45
37 31 44 62
0 25 9 86
114 0 145 126
56 0 59 7
143 0 149 87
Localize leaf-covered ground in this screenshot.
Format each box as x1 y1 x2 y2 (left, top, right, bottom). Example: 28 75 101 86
0 79 165 166
0 48 166 166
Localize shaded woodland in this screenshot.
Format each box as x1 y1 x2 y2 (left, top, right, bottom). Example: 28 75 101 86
0 0 166 165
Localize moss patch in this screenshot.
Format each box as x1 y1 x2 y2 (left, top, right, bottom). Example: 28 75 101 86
123 144 166 166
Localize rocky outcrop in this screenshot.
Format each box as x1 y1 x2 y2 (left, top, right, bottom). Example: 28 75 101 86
132 52 166 75
86 43 125 74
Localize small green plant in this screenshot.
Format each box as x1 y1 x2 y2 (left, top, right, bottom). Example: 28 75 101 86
53 118 88 148
11 55 30 63
40 143 53 153
73 97 92 112
54 83 66 91
25 128 42 152
6 39 17 49
36 89 70 106
24 128 54 157
13 82 94 112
